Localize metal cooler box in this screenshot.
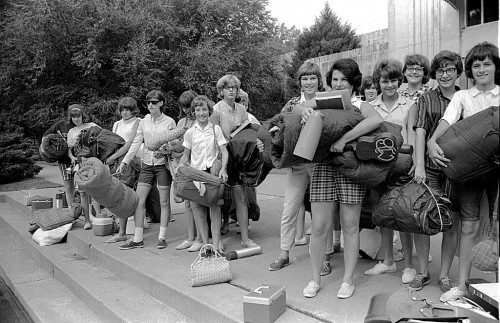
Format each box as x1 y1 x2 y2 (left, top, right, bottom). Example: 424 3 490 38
243 285 286 323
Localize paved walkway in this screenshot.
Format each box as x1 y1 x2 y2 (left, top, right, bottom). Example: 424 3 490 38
2 161 496 322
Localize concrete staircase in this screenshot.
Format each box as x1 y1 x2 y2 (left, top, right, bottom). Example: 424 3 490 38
0 191 319 323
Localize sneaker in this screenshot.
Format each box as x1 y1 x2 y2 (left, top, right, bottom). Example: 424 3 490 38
303 281 320 298
394 248 404 262
438 276 452 293
187 242 204 252
306 227 312 235
157 239 167 249
337 282 355 299
145 216 152 223
320 260 332 276
106 235 128 243
221 223 229 235
409 274 431 290
170 216 176 222
119 240 144 250
84 221 92 230
440 287 466 303
241 239 258 248
269 257 290 271
295 237 308 246
175 240 194 250
364 261 397 275
143 218 150 229
402 267 417 284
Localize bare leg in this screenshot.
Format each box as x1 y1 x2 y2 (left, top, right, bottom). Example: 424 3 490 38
310 202 334 285
295 204 306 241
192 203 209 244
233 186 251 243
63 179 75 207
210 205 222 250
400 232 414 269
413 233 430 276
380 227 394 266
457 220 480 290
439 212 460 278
133 185 151 229
339 203 361 284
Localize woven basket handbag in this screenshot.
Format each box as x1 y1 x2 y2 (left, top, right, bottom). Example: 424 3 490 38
190 244 231 287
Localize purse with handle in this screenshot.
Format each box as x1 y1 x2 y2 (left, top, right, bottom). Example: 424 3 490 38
190 244 231 287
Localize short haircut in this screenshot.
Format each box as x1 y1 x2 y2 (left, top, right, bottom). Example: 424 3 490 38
372 58 404 91
216 74 241 99
178 90 198 119
146 90 166 112
464 42 500 83
297 61 324 91
430 50 463 80
237 89 251 111
325 58 362 93
116 97 139 116
191 95 214 115
67 104 90 125
403 53 431 84
359 76 380 100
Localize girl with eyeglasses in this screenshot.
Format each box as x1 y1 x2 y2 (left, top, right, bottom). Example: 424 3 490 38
118 90 177 250
400 53 431 102
410 50 463 292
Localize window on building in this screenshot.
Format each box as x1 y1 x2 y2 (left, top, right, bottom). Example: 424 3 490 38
467 0 499 26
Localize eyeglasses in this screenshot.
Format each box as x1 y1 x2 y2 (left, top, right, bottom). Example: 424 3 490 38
147 100 160 105
435 68 457 76
406 66 424 73
70 112 82 118
224 85 238 91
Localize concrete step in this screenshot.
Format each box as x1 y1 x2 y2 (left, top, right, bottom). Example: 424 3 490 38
0 226 103 323
0 201 196 323
0 193 320 323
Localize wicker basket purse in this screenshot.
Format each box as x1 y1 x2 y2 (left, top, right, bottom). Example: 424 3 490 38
190 244 231 287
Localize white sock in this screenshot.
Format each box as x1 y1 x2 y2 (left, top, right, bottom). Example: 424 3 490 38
159 226 167 240
133 227 143 243
333 230 341 244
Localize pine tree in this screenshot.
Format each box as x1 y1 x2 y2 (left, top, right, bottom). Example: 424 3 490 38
285 2 360 96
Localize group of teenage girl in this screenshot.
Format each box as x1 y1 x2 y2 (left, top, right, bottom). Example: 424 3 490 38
264 40 499 301
44 40 498 302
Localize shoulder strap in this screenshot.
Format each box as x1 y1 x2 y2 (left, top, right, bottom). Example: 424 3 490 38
212 124 218 157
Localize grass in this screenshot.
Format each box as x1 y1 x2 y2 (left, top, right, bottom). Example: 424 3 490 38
0 177 63 192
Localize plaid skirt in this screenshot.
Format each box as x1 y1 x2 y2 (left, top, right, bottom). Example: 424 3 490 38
310 163 365 204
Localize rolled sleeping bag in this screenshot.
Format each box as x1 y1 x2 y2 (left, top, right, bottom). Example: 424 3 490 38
174 165 225 207
438 105 499 183
41 134 68 161
75 157 138 218
145 127 188 151
75 157 112 198
269 110 365 168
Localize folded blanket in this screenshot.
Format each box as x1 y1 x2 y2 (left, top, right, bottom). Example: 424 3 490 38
75 157 138 218
174 166 225 207
31 208 79 231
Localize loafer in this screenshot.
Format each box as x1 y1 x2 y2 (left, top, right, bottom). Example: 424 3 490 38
175 240 194 250
119 240 144 250
187 242 204 252
438 276 452 293
157 239 167 249
106 235 128 243
303 281 320 298
269 257 289 271
364 261 397 275
84 221 92 230
320 260 332 276
440 287 466 303
409 273 430 290
402 267 417 284
337 282 355 299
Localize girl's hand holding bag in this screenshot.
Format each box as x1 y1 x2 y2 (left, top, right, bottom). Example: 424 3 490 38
190 244 231 287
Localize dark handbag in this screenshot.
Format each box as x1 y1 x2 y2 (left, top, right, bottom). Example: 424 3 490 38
174 166 225 207
373 180 453 235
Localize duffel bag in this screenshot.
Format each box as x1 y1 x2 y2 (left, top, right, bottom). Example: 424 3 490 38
174 166 225 207
438 106 499 183
373 179 453 235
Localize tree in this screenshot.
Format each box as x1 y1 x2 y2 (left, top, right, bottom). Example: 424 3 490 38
285 2 360 95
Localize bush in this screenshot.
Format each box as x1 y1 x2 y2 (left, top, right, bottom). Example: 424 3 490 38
0 131 42 184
